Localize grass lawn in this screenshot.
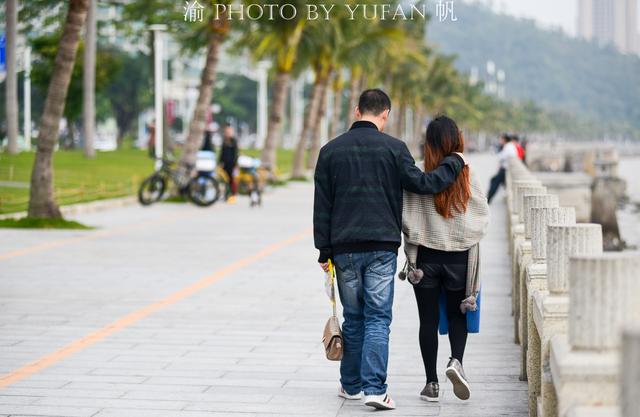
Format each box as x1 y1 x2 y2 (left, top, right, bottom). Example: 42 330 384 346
0 217 92 229
244 148 296 177
0 147 294 214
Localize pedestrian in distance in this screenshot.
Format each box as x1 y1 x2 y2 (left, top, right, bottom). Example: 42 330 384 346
220 124 239 203
487 133 518 203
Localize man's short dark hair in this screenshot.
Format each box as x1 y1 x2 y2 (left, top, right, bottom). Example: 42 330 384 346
358 89 391 116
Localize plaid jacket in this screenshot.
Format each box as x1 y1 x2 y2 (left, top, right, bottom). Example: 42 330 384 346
313 121 464 263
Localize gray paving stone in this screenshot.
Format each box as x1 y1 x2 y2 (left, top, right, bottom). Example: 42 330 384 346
0 154 526 416
0 404 100 416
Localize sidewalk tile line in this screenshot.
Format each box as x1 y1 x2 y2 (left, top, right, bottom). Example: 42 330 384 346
0 228 311 389
0 211 192 262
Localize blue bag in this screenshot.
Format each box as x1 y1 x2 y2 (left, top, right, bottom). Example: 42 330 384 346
438 288 481 335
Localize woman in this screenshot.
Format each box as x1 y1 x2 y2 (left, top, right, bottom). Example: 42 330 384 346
401 115 489 402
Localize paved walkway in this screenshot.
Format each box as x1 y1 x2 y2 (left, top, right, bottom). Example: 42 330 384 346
0 153 527 417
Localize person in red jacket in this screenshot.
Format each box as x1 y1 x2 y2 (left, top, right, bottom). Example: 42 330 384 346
512 135 526 161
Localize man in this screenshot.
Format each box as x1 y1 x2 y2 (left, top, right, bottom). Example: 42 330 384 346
487 133 518 203
313 89 466 410
220 124 239 203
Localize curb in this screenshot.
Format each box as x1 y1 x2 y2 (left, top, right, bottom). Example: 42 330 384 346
0 195 138 220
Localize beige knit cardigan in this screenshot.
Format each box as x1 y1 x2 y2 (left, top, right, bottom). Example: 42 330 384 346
401 168 490 308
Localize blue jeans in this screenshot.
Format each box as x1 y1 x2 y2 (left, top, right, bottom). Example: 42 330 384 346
333 251 397 396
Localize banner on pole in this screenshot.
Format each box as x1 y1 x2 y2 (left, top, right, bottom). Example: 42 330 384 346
0 34 6 73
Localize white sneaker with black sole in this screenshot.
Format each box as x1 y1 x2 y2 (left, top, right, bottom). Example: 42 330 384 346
445 358 470 400
364 393 396 410
338 387 362 400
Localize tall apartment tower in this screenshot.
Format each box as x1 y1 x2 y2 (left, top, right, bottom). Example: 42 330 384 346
578 0 639 55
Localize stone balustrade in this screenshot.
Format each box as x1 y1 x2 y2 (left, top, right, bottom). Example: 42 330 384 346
550 253 640 416
621 327 640 417
504 157 639 417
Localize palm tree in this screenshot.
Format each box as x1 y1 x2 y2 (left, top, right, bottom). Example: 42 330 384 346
5 0 19 154
329 72 345 139
178 10 232 173
305 62 332 171
290 60 332 178
82 0 97 158
28 0 90 218
237 0 310 172
292 11 407 177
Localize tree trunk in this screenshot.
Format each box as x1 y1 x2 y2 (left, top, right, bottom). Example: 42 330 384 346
28 0 90 219
178 23 226 172
260 70 290 171
291 72 325 179
83 0 96 158
329 75 343 139
347 67 361 127
411 106 424 158
388 97 402 138
5 0 18 154
398 102 407 140
307 75 330 171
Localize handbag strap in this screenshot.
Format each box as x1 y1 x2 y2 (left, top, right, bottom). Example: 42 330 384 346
328 260 337 318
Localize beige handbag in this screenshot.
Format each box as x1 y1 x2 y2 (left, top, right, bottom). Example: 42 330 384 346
323 261 343 361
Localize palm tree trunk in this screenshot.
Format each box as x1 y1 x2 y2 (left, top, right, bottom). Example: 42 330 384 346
5 0 18 154
28 0 90 219
411 106 424 158
347 67 361 127
307 75 330 170
398 101 407 140
260 70 290 170
179 23 226 172
83 0 97 158
291 72 324 179
329 75 343 139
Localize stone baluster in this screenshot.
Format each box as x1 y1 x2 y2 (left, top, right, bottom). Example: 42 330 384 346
523 195 559 240
569 254 640 349
551 253 640 417
531 208 577 263
546 224 603 294
531 224 603 417
512 184 546 345
509 178 542 321
518 194 559 382
622 326 640 417
526 207 576 417
516 185 547 222
511 180 542 218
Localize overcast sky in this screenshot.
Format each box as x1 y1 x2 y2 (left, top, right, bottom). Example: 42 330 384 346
495 0 577 35
469 0 639 37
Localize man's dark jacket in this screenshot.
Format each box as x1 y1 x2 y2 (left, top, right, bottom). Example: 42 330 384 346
313 121 464 263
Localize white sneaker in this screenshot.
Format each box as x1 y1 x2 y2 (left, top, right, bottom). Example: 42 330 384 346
364 393 396 410
338 387 362 400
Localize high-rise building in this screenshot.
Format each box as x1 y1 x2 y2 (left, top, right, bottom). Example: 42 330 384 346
578 0 639 55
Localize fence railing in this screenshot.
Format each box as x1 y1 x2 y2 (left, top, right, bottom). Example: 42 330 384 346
506 157 639 417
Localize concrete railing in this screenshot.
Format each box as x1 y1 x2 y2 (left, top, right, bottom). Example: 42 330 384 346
505 158 640 417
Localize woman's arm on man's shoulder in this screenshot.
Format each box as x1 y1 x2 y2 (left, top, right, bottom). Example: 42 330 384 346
399 143 467 195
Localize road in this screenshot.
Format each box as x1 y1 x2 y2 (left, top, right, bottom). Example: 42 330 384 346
0 153 527 417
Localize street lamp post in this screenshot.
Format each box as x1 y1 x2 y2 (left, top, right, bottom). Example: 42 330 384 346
255 60 270 149
150 24 167 168
496 69 506 99
24 46 31 150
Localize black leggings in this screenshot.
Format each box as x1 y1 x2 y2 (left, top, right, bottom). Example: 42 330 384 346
413 285 468 383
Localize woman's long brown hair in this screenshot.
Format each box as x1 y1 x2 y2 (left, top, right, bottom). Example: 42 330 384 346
424 115 471 218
